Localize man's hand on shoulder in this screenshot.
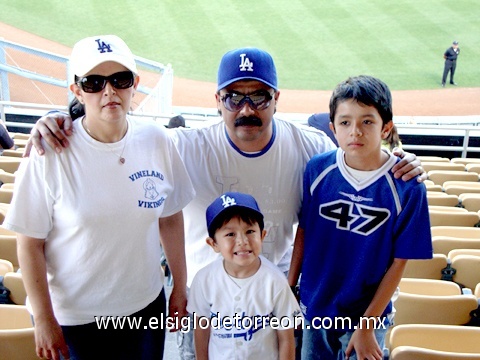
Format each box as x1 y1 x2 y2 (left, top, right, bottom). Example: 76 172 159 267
24 111 74 157
391 148 427 183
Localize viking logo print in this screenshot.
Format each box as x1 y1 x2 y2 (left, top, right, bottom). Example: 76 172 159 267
143 179 159 200
95 39 112 53
221 194 237 208
239 54 254 72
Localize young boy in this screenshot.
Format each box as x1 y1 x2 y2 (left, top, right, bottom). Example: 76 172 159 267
288 75 433 360
188 192 301 360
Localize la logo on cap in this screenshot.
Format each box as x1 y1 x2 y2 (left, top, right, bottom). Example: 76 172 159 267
95 39 113 54
221 194 237 208
239 53 254 72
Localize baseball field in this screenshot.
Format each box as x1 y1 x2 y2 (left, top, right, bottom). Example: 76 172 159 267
0 0 479 115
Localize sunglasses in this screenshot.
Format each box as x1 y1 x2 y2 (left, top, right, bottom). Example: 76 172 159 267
220 90 274 112
76 71 135 93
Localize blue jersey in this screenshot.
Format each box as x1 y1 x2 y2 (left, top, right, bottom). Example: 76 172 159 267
299 149 432 327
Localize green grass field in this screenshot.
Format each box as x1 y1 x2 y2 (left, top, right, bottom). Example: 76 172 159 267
1 0 478 90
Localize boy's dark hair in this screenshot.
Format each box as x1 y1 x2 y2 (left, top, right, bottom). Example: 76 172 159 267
329 75 393 126
69 97 85 120
208 206 264 239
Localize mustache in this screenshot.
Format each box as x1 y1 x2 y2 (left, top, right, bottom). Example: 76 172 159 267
234 116 262 127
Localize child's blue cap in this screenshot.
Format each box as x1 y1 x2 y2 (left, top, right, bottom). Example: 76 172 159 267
206 192 263 234
217 47 278 91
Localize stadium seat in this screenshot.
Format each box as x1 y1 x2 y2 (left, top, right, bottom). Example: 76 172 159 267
398 278 462 296
389 324 480 360
0 258 14 276
12 139 28 148
432 236 480 256
428 209 480 227
448 248 480 260
431 225 480 238
444 181 480 196
3 272 27 305
10 133 30 141
0 235 19 271
449 255 480 291
394 291 477 325
0 305 37 360
0 157 22 174
0 170 16 184
459 193 480 212
0 188 13 204
451 157 480 166
427 170 479 186
418 156 451 163
428 205 467 213
421 161 466 172
427 192 459 207
466 163 480 174
402 254 448 280
424 180 443 192
1 149 24 158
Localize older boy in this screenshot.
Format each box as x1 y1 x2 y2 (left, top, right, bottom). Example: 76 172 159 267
288 75 433 360
188 192 301 360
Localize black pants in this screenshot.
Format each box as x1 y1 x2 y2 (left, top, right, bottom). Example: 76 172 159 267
61 289 166 360
442 60 456 84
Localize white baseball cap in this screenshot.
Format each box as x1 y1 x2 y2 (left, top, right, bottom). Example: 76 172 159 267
69 35 137 81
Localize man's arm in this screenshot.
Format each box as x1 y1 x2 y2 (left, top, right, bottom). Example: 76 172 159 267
287 227 304 289
24 111 73 157
159 211 188 331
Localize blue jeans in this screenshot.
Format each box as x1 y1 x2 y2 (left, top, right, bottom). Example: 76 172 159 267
301 319 388 360
61 290 166 360
176 313 196 359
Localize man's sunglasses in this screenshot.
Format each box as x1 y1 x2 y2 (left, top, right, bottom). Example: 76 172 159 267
75 71 135 93
220 90 274 112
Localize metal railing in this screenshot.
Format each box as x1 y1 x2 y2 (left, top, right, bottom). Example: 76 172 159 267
0 38 173 114
2 100 480 158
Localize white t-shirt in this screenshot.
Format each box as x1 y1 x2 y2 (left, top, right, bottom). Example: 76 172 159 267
4 116 195 325
172 118 336 285
187 256 302 360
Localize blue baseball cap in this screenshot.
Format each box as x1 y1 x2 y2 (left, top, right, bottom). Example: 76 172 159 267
206 192 263 234
217 47 278 91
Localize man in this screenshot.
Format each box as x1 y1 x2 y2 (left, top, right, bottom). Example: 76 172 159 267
442 40 460 87
27 47 425 359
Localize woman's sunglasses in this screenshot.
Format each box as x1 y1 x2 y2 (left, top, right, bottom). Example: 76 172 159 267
75 71 135 93
220 90 274 112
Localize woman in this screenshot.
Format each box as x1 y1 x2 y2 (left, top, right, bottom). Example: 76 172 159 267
4 35 194 360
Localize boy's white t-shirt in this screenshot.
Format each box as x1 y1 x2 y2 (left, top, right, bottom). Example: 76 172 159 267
187 256 301 360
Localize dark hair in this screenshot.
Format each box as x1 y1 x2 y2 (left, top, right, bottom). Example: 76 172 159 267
208 207 264 239
329 75 392 126
383 124 402 151
69 97 85 120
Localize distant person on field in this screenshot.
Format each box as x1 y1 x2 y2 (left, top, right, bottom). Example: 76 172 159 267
288 75 433 360
188 192 300 360
442 40 460 87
